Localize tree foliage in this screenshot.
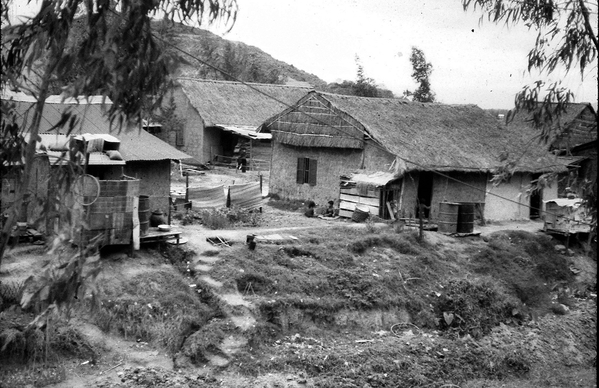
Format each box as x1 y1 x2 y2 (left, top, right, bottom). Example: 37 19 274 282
403 46 435 103
326 56 394 98
0 0 236 281
463 0 597 133
463 0 598 235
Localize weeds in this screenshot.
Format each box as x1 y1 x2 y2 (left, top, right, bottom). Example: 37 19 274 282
266 196 306 212
434 278 521 336
0 280 25 309
92 270 216 355
198 206 262 229
364 217 377 233
0 313 94 366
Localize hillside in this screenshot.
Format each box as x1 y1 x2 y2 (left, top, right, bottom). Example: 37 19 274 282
0 168 596 388
153 21 328 88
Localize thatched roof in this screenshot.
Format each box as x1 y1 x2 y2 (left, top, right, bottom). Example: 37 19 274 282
265 91 567 173
3 92 192 162
505 103 597 151
177 78 311 128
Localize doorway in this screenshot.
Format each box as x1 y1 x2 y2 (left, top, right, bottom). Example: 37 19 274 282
416 172 433 218
530 173 542 219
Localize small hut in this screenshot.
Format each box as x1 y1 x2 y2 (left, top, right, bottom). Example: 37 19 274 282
167 78 311 166
339 171 401 220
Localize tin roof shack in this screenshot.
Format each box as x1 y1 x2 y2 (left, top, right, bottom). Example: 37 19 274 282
161 78 310 167
262 91 566 222
6 92 191 214
339 171 401 219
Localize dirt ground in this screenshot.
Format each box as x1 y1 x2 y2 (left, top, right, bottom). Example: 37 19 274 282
1 169 596 388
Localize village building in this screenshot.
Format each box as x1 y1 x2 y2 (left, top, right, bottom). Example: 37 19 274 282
156 78 310 169
261 91 569 222
506 103 597 199
2 92 191 244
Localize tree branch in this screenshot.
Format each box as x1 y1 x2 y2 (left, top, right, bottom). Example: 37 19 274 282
579 0 599 51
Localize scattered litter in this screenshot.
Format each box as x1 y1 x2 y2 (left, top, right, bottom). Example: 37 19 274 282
206 236 231 247
355 339 375 344
166 237 188 245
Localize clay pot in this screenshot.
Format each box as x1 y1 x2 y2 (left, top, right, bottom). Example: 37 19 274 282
150 210 167 227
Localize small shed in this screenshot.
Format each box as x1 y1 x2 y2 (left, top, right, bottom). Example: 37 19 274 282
339 171 401 220
543 198 591 234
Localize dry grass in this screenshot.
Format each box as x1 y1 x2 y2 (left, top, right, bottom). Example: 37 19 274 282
90 252 218 355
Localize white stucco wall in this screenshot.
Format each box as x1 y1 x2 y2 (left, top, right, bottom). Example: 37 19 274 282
484 173 532 221
540 177 559 218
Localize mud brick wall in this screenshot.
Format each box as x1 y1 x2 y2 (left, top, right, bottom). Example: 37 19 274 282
124 160 171 213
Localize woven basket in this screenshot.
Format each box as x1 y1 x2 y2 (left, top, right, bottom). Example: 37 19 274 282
352 207 370 222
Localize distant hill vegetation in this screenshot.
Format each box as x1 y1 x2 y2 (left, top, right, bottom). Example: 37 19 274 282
48 18 396 98
154 21 397 97
156 21 327 88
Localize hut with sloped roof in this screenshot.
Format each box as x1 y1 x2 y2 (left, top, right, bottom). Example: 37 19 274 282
3 92 191 242
162 78 311 169
505 103 597 199
261 91 569 222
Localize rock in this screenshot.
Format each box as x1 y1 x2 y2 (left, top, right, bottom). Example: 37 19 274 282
554 244 567 252
551 303 569 315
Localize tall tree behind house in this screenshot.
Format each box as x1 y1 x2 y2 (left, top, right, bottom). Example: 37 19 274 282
403 47 435 103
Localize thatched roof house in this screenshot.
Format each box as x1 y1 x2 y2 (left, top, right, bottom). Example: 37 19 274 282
262 91 568 221
163 78 311 168
505 103 597 198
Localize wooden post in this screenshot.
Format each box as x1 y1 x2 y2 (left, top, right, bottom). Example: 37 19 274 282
418 203 424 242
185 174 189 202
132 196 140 251
259 174 263 194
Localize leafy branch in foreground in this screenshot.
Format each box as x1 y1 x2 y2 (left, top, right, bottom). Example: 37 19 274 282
0 0 237 262
463 0 598 235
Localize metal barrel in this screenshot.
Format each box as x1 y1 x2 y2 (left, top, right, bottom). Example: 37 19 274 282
438 202 459 233
457 203 475 233
138 195 150 235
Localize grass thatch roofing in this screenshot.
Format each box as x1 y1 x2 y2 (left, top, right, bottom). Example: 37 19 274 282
505 103 597 151
4 92 192 162
177 78 311 128
266 91 568 173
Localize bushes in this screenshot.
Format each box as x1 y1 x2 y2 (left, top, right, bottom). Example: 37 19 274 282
0 281 24 310
348 234 420 255
0 314 94 365
434 278 521 336
92 270 216 355
235 273 274 294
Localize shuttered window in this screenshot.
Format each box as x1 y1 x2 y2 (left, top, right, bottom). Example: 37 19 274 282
176 128 185 147
296 157 317 186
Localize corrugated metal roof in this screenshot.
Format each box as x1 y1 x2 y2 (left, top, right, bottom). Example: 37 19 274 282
4 93 192 162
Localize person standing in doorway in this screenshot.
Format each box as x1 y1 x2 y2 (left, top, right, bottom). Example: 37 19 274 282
237 148 248 173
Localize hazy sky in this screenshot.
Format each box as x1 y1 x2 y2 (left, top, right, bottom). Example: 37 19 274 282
207 0 598 109
8 0 598 109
